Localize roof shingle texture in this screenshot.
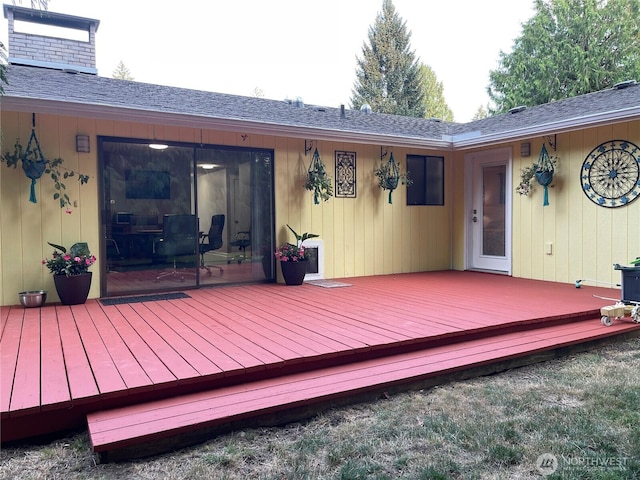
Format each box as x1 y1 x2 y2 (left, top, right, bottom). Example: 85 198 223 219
5 65 640 143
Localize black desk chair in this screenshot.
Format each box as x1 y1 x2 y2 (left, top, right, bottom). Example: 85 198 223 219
229 230 250 263
155 214 198 282
199 214 225 276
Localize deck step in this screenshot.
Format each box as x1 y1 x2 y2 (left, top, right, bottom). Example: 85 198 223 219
87 318 639 460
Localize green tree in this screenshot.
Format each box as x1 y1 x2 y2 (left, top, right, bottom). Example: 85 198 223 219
351 0 425 117
488 0 640 114
112 60 134 80
420 64 453 121
472 105 489 121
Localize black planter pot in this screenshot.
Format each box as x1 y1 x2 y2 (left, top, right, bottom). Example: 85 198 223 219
53 272 92 305
280 260 307 285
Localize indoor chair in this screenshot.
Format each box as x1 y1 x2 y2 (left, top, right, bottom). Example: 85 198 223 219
229 230 251 263
154 214 198 282
199 214 225 276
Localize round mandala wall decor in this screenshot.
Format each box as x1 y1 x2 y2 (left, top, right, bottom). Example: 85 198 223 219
581 139 640 208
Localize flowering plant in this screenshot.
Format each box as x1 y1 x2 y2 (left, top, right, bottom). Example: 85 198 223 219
274 225 318 262
42 242 96 276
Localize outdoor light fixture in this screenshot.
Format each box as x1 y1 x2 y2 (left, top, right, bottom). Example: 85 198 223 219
75 134 90 153
149 125 168 150
148 142 169 150
199 163 216 170
520 142 531 157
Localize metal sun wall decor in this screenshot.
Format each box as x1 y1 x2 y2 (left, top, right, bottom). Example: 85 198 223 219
335 151 356 198
581 139 640 208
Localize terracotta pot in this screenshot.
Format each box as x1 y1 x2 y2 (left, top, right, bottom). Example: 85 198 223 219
280 260 307 285
53 272 92 305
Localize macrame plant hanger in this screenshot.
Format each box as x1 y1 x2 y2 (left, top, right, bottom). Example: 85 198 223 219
23 113 48 204
535 143 554 207
383 153 400 204
309 147 323 205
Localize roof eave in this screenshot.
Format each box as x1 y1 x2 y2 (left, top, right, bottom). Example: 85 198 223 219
1 96 452 150
451 106 640 149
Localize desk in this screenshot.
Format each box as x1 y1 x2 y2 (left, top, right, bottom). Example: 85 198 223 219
111 231 163 262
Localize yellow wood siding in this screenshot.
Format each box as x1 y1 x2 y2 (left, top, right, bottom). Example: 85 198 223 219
509 121 640 287
1 111 451 305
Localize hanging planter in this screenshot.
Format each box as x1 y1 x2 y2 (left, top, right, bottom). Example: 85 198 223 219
373 153 411 204
303 148 333 204
515 143 558 206
535 144 555 207
1 116 90 210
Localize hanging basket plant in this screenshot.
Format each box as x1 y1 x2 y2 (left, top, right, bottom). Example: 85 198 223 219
303 147 333 204
1 129 90 210
534 144 555 206
516 143 558 206
373 153 412 204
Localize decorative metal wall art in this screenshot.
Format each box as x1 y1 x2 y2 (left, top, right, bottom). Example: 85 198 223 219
335 151 356 198
581 140 640 208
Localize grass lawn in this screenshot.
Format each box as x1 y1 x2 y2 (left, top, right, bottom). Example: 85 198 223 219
1 337 639 479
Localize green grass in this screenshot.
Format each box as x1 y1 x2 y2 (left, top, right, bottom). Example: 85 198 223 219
1 337 639 479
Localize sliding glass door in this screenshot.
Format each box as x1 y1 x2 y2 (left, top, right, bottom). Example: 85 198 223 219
99 137 274 297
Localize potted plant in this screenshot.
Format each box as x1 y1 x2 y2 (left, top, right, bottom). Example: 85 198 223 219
1 135 90 210
274 225 318 285
374 153 411 204
303 148 333 204
43 242 96 305
516 144 557 206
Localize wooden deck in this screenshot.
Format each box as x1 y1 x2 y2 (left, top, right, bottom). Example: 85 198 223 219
2 271 638 459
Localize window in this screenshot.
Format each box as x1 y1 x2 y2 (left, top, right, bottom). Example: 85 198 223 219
406 155 444 205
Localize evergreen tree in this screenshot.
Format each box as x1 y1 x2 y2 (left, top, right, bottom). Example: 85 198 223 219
112 60 134 80
488 0 640 114
351 0 425 117
420 64 453 121
471 105 489 121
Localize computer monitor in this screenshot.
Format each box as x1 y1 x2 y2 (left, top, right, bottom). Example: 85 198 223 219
115 212 133 225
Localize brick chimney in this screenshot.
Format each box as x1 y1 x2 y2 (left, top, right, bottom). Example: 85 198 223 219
3 5 100 74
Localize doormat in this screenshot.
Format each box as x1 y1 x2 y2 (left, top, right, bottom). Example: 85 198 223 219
306 280 353 288
100 292 191 306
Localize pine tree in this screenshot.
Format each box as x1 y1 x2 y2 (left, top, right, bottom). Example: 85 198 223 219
471 105 489 121
112 60 134 81
420 64 453 121
351 0 425 117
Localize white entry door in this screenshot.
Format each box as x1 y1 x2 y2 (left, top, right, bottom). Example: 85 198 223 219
465 148 512 273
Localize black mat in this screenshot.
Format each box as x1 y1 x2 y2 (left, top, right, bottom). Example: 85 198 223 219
100 292 191 306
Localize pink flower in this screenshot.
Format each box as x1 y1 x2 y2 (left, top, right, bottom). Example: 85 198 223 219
65 208 73 214
63 254 71 261
41 259 46 265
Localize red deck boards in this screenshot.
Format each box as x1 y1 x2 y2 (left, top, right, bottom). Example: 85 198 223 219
40 306 71 409
9 307 41 415
87 317 637 452
2 271 638 445
1 307 23 418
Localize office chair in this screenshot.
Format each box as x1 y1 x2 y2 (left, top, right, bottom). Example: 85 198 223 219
155 214 198 282
229 230 250 263
199 214 225 276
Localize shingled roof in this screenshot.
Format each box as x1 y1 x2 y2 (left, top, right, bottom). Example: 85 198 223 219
3 65 640 149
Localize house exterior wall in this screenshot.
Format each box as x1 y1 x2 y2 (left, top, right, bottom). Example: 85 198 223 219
0 110 453 306
451 119 640 288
